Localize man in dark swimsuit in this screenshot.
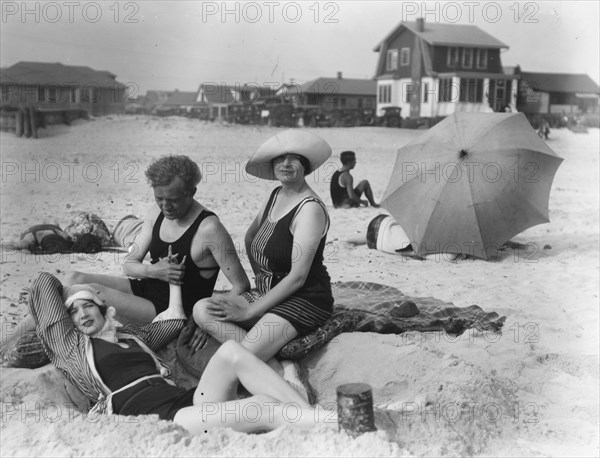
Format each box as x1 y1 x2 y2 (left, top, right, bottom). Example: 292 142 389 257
330 151 379 208
63 155 250 327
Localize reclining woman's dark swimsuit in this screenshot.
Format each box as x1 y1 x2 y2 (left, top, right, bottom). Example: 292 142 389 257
93 338 194 420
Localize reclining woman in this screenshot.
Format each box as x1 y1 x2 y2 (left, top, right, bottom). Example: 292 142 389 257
193 130 334 384
28 268 333 434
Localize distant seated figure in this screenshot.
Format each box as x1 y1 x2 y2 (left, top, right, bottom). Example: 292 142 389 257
330 150 379 208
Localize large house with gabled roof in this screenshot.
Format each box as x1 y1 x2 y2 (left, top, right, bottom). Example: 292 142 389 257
0 61 127 116
373 19 518 119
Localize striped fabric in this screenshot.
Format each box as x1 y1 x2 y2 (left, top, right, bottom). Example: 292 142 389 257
252 217 277 294
246 187 334 335
251 190 330 294
28 272 186 414
242 290 331 331
270 296 332 331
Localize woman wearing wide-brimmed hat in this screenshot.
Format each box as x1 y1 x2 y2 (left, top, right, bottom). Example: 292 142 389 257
193 130 334 384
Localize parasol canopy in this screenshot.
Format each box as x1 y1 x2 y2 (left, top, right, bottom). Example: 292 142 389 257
381 112 563 260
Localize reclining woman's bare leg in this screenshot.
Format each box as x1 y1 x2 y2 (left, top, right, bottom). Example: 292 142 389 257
173 340 331 434
193 299 307 400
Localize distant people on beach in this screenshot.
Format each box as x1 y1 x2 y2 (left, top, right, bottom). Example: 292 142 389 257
193 130 334 397
330 151 379 208
28 272 332 433
538 119 550 140
63 155 250 325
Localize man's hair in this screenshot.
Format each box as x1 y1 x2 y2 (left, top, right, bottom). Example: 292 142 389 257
340 151 356 165
145 155 202 192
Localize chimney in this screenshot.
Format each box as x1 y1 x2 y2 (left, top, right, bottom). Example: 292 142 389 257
417 17 425 32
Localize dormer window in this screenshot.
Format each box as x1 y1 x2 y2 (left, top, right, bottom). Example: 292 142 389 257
400 48 410 66
462 48 474 68
476 48 488 69
447 47 459 68
386 49 398 71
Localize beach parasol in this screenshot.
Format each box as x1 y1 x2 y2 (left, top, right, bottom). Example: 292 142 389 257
380 112 563 260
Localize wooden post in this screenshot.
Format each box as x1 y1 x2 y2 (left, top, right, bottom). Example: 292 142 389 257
23 108 32 138
336 383 376 437
15 109 24 137
28 107 38 139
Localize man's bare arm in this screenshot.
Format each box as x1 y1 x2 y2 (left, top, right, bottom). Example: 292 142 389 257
195 217 250 294
122 211 185 284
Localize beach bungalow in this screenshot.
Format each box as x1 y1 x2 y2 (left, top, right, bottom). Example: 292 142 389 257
516 70 600 117
195 83 241 121
159 90 206 116
143 90 172 113
0 61 127 116
294 73 377 111
373 19 518 119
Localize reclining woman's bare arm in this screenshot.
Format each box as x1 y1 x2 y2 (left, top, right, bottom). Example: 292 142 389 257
28 273 83 365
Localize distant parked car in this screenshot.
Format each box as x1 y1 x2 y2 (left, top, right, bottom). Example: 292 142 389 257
378 107 402 127
123 103 145 114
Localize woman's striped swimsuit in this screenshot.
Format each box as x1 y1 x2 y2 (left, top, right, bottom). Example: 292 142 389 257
245 187 334 335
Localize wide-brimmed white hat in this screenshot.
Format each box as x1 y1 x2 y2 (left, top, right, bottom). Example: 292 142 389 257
245 130 332 180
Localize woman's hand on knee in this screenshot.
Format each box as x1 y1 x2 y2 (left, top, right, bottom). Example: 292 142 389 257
205 296 252 322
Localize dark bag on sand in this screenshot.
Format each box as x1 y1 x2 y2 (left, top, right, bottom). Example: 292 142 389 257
0 329 50 369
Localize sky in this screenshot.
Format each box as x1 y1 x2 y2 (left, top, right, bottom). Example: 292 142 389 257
1 1 599 96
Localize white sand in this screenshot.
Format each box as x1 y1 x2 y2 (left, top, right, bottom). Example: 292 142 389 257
1 117 598 457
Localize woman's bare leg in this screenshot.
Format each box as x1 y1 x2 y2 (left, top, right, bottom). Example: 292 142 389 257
174 394 326 434
62 271 130 289
193 302 309 401
343 232 368 246
195 340 307 406
173 341 334 434
193 300 286 367
194 301 297 361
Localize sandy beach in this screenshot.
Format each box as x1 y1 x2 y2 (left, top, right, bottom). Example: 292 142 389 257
1 116 598 457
